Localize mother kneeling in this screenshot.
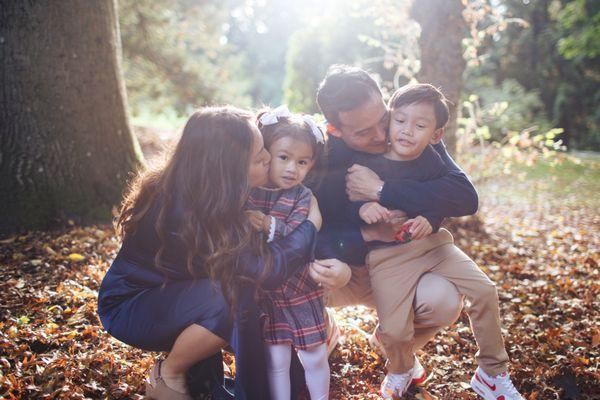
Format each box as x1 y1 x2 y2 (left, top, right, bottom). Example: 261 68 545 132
97 106 322 399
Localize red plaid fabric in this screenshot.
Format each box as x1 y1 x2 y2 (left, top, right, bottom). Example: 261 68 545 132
248 185 326 349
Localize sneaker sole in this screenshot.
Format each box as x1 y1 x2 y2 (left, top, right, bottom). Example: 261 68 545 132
470 376 498 400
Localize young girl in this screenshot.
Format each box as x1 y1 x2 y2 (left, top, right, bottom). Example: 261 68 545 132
246 105 330 400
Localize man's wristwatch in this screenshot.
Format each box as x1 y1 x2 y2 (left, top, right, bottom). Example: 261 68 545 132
376 184 384 201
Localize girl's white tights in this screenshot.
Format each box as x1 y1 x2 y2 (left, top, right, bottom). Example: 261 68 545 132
265 343 330 400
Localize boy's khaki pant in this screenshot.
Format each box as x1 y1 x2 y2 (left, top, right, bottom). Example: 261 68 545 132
325 269 464 353
364 229 509 376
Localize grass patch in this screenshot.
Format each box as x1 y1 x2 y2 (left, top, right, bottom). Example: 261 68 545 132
479 152 600 209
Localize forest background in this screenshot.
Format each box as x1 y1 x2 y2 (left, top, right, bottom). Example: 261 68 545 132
0 0 598 398
122 0 599 151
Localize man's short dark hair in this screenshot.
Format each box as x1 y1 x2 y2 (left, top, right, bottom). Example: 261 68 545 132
316 65 382 128
388 83 450 129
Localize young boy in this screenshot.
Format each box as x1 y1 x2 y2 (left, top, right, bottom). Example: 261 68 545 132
346 84 524 400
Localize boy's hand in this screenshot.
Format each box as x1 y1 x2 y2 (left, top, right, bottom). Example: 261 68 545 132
403 216 432 240
359 202 392 224
246 210 271 233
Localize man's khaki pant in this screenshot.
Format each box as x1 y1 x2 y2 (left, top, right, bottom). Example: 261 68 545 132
326 229 509 376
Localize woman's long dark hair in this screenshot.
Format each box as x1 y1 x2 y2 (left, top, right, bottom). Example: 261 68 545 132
116 106 272 309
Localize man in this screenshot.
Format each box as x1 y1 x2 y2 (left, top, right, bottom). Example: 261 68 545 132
309 65 477 395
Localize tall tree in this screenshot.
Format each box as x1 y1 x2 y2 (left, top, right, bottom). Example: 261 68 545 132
411 0 466 156
0 1 142 234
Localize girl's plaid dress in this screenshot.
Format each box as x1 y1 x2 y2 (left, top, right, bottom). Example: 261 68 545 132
247 185 326 350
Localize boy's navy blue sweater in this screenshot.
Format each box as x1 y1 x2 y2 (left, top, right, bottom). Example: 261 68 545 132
313 137 478 265
347 145 448 230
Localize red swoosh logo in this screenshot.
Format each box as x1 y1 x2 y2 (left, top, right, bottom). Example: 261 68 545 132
475 372 496 391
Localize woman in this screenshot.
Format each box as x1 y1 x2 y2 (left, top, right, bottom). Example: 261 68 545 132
97 106 323 399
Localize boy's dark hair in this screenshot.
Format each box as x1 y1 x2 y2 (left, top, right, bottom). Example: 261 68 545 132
316 65 382 128
388 83 450 129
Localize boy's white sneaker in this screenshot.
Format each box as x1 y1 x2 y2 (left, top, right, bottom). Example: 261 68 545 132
470 367 525 400
369 329 427 386
380 368 414 400
410 356 427 386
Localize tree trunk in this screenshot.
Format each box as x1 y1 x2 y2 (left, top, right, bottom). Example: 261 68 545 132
411 0 466 156
0 1 143 234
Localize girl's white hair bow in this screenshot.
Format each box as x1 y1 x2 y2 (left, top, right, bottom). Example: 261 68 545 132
258 105 292 126
302 115 325 144
259 105 325 145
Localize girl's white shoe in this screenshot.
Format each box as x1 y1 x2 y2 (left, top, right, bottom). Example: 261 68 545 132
470 367 525 400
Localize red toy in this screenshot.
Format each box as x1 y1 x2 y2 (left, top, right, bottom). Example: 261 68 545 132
395 222 412 244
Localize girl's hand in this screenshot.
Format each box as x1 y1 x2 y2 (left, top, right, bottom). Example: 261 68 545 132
403 216 432 240
246 210 270 233
359 201 391 224
307 194 322 231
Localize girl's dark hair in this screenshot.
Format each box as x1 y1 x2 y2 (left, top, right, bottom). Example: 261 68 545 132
388 83 450 129
316 64 382 128
256 109 326 188
116 106 272 310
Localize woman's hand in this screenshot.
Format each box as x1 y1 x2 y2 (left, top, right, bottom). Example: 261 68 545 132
404 215 432 240
307 194 322 231
246 210 270 233
309 259 351 290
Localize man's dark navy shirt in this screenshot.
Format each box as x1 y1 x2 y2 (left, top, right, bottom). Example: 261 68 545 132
312 137 478 265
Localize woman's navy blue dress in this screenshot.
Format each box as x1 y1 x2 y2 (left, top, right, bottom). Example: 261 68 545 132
97 198 317 399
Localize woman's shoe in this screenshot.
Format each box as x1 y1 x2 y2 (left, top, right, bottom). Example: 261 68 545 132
145 360 193 400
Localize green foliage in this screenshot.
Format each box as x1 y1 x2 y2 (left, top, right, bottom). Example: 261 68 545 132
119 0 251 119
464 79 552 140
283 27 326 113
463 0 600 151
115 0 599 150
282 0 417 112
556 0 600 60
457 92 567 183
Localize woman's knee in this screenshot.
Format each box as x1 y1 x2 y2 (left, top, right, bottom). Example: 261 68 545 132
414 273 463 328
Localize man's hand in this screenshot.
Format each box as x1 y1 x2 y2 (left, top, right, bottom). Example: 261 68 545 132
309 259 351 290
345 164 384 202
246 210 270 233
403 215 433 240
359 201 391 224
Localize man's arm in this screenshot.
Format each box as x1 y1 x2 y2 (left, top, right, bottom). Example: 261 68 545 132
347 141 478 217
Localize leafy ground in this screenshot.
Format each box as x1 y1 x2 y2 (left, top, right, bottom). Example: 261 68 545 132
1 155 598 399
